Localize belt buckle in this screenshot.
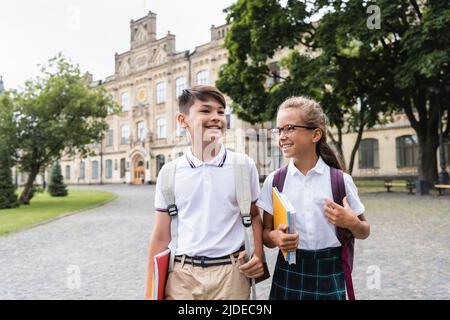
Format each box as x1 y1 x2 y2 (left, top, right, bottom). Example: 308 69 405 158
200 256 206 268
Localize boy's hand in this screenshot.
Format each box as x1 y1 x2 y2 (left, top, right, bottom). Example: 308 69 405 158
238 251 265 279
324 197 359 229
274 224 299 252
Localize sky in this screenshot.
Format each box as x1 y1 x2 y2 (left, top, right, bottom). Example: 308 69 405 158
0 0 235 90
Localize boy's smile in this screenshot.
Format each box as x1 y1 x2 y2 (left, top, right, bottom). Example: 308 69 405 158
178 98 227 143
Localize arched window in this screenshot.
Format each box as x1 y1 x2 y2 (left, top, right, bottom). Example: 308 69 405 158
358 139 379 169
396 135 419 168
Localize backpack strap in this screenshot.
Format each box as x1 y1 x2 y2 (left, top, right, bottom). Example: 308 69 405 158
272 165 289 191
159 160 178 273
330 167 356 300
233 152 257 300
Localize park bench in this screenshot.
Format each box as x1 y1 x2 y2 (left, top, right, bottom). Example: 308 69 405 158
434 184 450 195
384 180 415 194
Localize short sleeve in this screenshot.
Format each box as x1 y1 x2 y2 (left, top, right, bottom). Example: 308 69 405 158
248 157 261 203
343 173 365 216
154 166 169 213
256 172 275 214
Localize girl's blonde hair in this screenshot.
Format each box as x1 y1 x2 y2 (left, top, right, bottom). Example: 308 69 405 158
278 96 343 170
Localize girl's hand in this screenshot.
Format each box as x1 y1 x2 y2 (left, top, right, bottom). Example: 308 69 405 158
274 224 299 252
323 197 359 229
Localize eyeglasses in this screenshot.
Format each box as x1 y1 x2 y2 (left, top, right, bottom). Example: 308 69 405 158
271 124 317 136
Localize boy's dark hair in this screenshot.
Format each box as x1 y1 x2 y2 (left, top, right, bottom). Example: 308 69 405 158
178 85 226 114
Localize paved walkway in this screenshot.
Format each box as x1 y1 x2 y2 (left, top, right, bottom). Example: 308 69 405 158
0 185 449 299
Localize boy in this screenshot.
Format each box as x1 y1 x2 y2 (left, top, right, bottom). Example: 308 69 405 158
145 85 265 300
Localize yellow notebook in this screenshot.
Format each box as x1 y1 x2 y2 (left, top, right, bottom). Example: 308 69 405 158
272 187 296 264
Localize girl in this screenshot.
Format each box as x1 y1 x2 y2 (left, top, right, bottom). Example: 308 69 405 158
256 96 370 300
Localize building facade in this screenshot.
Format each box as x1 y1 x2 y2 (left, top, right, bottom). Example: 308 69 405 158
14 11 448 186
58 11 273 185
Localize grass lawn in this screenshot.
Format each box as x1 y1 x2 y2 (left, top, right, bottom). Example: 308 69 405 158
0 189 117 236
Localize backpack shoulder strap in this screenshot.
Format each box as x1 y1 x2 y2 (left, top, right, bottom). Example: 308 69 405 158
233 152 257 300
233 153 252 225
330 166 356 300
330 166 346 206
272 165 288 192
159 159 178 272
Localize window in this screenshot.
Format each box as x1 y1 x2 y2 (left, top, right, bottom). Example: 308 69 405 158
156 82 166 104
65 165 71 181
79 161 86 180
196 70 209 85
396 135 419 168
106 160 113 179
92 161 99 179
121 125 130 144
358 139 379 169
225 105 232 129
137 121 147 141
120 158 126 178
176 121 186 137
443 140 450 164
156 154 165 176
106 129 114 146
157 118 167 139
175 152 184 158
175 76 187 98
120 92 130 112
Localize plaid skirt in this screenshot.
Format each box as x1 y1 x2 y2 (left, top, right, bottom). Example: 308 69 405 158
269 247 346 300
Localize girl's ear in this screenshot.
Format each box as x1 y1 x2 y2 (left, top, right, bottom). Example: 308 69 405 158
177 113 189 128
312 128 323 143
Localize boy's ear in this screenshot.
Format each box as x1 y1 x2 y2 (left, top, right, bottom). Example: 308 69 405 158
177 113 189 128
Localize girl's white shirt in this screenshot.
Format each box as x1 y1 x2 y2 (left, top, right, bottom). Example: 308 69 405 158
257 157 365 250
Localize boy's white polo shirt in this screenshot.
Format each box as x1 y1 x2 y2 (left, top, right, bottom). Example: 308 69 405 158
256 157 365 251
154 144 260 258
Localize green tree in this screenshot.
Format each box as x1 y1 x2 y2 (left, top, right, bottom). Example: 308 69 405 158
313 0 450 192
9 53 119 204
218 0 450 190
48 162 68 197
217 0 393 172
0 142 18 209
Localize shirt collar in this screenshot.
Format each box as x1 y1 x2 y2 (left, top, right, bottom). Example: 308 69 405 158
185 144 227 168
288 156 327 177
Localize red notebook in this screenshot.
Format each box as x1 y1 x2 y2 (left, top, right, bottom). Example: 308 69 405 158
151 249 170 300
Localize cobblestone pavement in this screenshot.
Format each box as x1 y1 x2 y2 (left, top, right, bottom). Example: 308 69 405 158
1 185 449 299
